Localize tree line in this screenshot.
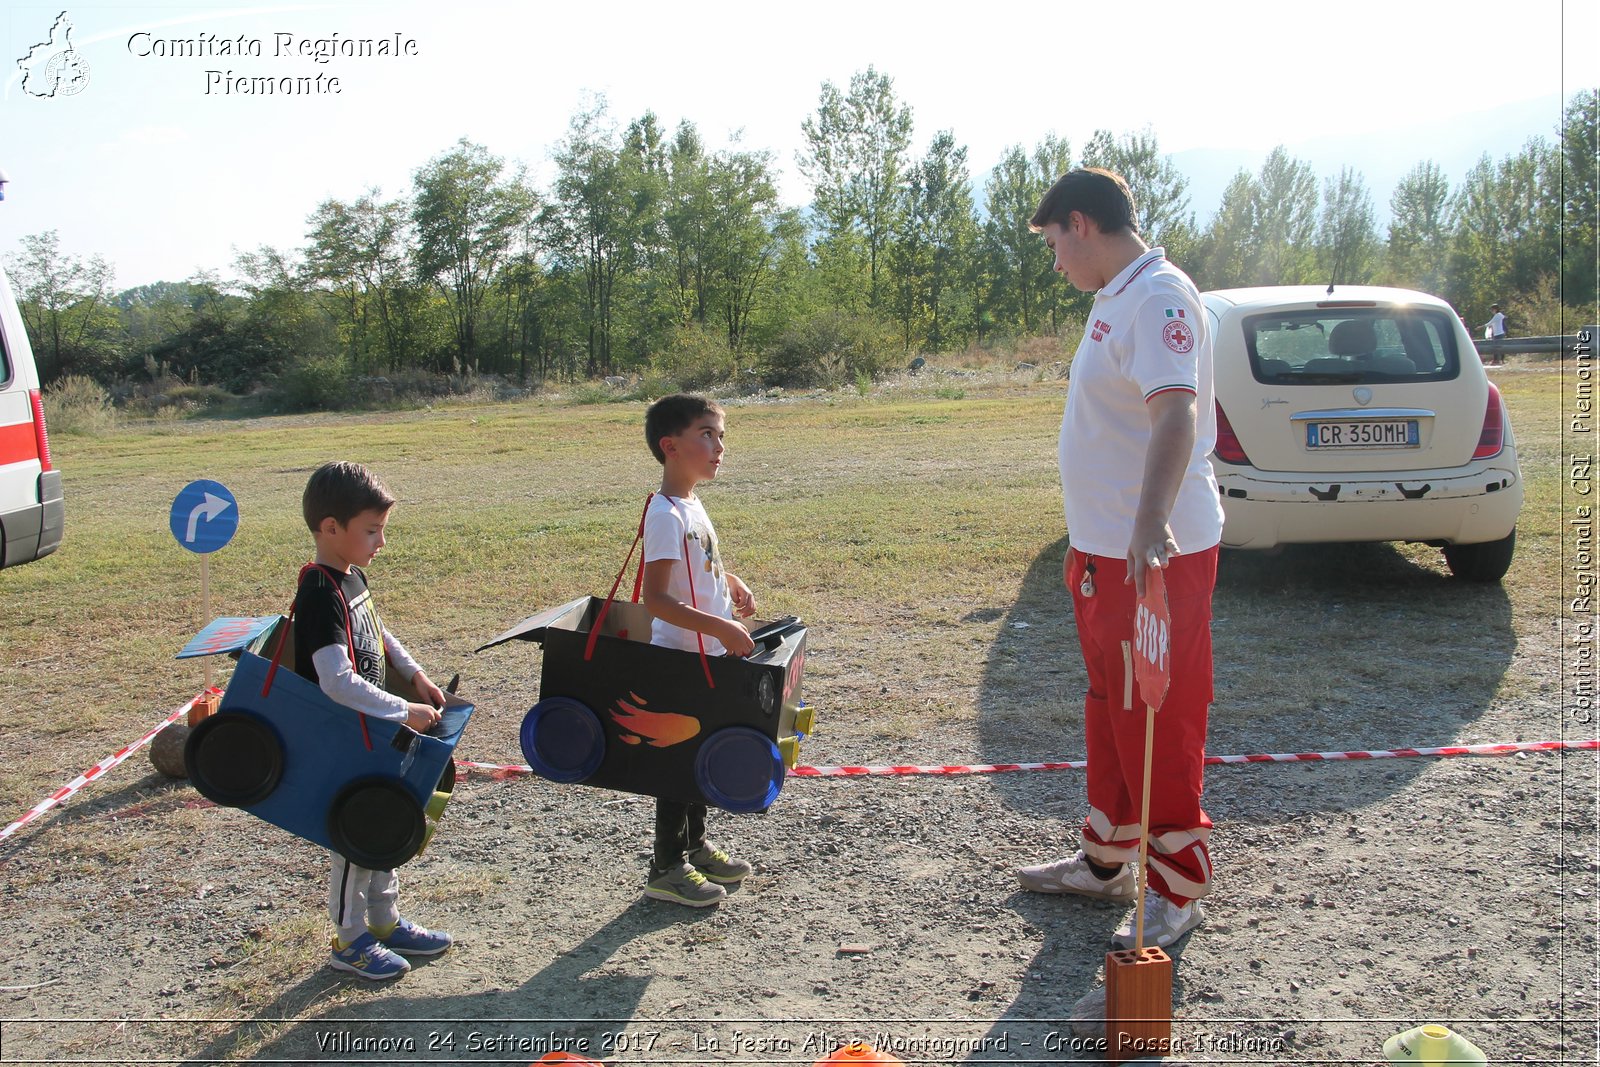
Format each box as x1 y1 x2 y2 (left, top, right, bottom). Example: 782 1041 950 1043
8 77 1596 406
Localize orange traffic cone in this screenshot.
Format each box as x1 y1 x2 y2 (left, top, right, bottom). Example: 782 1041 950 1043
812 1042 906 1066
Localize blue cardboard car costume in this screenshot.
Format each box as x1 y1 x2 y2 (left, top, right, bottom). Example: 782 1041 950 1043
479 512 813 814
177 615 474 868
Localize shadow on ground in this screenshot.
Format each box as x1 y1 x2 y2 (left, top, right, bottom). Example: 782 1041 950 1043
969 536 1513 1060
177 902 689 1064
975 535 1514 822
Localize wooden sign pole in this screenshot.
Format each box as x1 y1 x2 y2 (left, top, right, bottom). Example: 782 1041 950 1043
1106 568 1175 1064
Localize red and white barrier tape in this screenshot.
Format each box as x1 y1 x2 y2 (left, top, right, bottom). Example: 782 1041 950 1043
0 690 212 846
7 701 1596 847
786 739 1599 777
458 739 1598 781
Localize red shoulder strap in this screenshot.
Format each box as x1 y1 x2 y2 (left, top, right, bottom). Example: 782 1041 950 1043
264 562 372 750
584 494 715 690
585 494 653 662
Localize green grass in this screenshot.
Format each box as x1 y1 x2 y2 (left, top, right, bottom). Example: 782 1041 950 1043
0 367 1574 819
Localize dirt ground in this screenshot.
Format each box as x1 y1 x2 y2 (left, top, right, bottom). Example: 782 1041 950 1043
1 531 1595 1066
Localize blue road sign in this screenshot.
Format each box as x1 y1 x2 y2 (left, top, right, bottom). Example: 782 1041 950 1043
170 480 239 554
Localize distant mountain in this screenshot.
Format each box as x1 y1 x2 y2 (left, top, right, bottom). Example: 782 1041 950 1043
1170 95 1565 230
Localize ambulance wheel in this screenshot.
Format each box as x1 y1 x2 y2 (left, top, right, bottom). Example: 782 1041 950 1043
694 727 785 813
436 758 457 795
520 697 605 784
184 711 284 807
327 778 427 869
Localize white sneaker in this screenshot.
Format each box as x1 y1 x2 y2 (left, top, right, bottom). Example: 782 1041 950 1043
1017 850 1136 899
1113 892 1204 949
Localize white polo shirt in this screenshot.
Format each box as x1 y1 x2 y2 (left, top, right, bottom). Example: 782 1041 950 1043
1058 247 1223 558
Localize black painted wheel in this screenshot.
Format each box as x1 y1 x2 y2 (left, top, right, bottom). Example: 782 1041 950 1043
327 778 426 868
184 712 284 807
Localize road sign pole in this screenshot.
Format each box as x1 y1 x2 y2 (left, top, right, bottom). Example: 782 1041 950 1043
170 479 239 700
201 553 213 692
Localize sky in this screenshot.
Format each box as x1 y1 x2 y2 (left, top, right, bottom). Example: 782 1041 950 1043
0 0 1595 290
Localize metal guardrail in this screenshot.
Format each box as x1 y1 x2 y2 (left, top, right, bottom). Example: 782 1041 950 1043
1472 326 1597 356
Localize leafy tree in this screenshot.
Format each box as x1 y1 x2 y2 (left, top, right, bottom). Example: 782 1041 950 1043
1194 171 1257 290
1449 139 1559 318
548 105 633 376
412 138 536 371
1195 147 1318 288
980 135 1074 337
1316 167 1380 286
1386 161 1454 293
1081 128 1196 257
5 230 119 381
893 130 979 352
798 66 914 311
1562 89 1598 312
305 189 414 372
1251 147 1319 285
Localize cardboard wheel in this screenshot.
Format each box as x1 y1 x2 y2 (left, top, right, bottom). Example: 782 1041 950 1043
520 697 605 784
327 778 426 868
694 726 785 813
184 712 284 806
436 757 457 795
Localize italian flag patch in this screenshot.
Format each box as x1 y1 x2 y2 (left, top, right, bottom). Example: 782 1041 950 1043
1164 307 1186 319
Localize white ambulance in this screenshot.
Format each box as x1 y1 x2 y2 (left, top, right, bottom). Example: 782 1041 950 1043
0 169 64 567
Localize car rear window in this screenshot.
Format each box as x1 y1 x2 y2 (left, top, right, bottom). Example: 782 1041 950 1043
1243 308 1461 385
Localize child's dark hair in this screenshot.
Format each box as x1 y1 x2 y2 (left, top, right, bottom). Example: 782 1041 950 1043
302 461 396 532
1029 167 1139 236
644 394 724 464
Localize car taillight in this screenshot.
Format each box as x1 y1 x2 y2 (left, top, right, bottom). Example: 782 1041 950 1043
1214 401 1250 464
1472 382 1506 460
28 388 53 472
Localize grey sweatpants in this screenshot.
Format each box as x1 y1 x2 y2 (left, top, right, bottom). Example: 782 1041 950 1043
329 851 400 945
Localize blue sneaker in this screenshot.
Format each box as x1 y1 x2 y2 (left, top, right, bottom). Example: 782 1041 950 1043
330 933 410 980
370 918 453 957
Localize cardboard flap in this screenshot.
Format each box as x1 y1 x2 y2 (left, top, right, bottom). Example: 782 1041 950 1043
475 596 592 652
177 616 283 660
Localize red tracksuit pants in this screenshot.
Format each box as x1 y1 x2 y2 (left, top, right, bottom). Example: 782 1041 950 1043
1066 545 1218 905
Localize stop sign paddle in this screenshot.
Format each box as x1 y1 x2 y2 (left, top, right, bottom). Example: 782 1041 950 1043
1133 566 1172 712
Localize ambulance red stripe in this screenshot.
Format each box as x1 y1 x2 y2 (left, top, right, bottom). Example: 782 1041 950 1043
0 418 37 465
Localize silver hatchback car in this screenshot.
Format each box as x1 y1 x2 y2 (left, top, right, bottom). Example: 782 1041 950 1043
1203 285 1522 581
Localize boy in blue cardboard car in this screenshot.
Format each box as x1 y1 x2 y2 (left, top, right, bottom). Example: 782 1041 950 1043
183 462 465 981
290 462 454 979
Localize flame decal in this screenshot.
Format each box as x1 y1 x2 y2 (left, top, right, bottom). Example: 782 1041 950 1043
610 698 702 748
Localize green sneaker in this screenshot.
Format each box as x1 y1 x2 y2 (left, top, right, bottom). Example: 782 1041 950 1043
688 843 753 884
644 862 727 907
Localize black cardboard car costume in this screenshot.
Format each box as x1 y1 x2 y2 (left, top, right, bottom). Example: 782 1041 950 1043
177 611 474 869
480 496 813 814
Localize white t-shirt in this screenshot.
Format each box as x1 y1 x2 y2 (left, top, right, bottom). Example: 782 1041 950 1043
1058 247 1224 558
1486 311 1506 338
643 493 735 655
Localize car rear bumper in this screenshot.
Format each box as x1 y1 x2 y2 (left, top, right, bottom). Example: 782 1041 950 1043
0 470 63 567
1216 450 1522 548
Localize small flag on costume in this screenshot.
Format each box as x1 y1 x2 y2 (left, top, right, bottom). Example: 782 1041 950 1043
1164 308 1186 319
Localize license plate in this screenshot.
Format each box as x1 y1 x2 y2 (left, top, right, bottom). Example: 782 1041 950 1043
1304 419 1419 448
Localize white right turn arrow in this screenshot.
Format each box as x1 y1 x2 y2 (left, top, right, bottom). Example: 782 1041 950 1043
185 492 232 543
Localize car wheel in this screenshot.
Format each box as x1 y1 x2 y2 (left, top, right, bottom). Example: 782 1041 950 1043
327 778 427 868
519 697 606 784
184 712 285 806
436 757 456 795
693 726 786 813
1442 527 1516 582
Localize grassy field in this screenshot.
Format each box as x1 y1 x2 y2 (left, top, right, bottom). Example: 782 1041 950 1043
0 364 1571 817
0 363 1585 1063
